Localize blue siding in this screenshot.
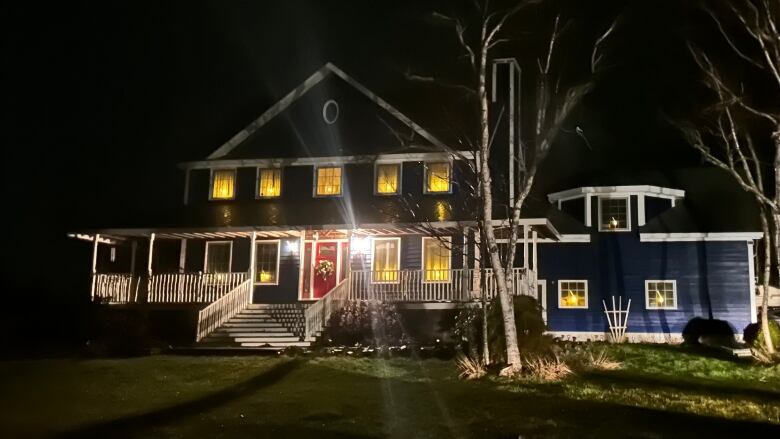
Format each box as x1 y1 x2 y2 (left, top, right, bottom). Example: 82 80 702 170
538 233 752 335
253 238 300 303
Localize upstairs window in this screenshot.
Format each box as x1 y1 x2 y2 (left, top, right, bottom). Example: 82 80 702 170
372 237 400 283
599 196 630 231
423 237 451 282
210 169 236 200
645 280 677 310
257 168 282 198
255 241 280 284
375 163 400 195
425 162 451 193
205 241 232 273
315 166 342 196
558 280 588 308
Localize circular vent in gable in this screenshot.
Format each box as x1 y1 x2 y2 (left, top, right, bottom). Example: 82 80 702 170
322 99 339 125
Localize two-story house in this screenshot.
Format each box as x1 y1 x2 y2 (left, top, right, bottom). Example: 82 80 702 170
71 62 761 348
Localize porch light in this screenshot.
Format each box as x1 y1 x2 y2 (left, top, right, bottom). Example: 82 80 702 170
351 236 370 254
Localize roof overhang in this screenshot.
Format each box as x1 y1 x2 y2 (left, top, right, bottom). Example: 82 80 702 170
547 185 686 203
639 232 763 242
490 218 562 241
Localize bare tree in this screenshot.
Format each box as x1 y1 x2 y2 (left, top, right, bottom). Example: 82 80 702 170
677 0 779 354
412 1 616 374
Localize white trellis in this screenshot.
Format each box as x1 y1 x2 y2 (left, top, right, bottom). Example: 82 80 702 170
603 296 631 343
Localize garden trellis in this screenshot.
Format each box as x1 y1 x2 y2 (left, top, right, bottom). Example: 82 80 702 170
603 296 631 343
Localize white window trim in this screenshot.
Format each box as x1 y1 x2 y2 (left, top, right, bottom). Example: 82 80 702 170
209 168 237 201
557 279 588 309
204 241 233 273
597 195 631 232
255 240 281 285
374 162 402 196
423 161 453 194
645 279 678 310
313 165 344 198
255 167 283 199
421 236 452 284
371 237 401 284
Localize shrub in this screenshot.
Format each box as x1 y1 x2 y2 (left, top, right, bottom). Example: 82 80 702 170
325 301 407 346
455 353 486 380
522 353 572 382
752 319 780 353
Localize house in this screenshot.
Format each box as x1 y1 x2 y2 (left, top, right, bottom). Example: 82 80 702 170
70 61 762 348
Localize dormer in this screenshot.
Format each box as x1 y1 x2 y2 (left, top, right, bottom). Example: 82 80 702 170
547 186 685 232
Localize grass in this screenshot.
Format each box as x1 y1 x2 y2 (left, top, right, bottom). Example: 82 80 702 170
0 345 778 438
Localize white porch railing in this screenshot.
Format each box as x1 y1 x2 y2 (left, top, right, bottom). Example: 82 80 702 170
348 268 536 302
196 278 253 342
92 273 135 303
304 278 351 341
148 272 248 303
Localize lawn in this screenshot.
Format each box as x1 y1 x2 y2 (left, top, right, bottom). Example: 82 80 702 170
0 345 778 438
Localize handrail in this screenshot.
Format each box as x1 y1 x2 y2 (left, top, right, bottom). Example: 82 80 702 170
304 278 350 341
196 278 253 342
148 272 247 303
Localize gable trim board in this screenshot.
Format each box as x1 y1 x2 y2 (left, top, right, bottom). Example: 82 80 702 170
180 152 475 171
639 232 762 242
547 185 686 203
206 62 450 160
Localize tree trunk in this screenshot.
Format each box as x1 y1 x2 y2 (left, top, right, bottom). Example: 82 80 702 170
760 209 775 353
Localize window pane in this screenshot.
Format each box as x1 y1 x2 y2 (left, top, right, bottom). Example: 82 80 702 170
600 197 628 230
376 164 399 194
372 239 399 282
559 281 587 308
211 170 236 199
258 168 281 197
316 167 342 196
255 242 279 284
424 238 450 281
426 162 450 193
206 242 231 273
647 281 675 308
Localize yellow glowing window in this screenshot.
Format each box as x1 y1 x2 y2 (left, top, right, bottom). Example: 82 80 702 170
257 168 282 198
559 280 587 308
423 237 451 282
372 238 400 283
316 166 342 196
375 163 400 194
646 280 676 309
426 162 450 193
210 169 236 200
255 241 280 284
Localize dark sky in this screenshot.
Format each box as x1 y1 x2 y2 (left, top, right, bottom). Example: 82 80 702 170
2 0 748 295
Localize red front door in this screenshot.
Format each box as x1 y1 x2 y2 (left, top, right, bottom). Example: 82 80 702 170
312 242 339 299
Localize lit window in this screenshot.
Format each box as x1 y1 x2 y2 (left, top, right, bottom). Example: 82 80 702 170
257 168 282 198
315 166 342 196
255 241 280 284
599 197 629 231
205 241 232 273
558 280 587 308
372 238 400 283
423 237 451 282
210 169 236 200
425 162 450 193
375 163 400 195
646 280 677 309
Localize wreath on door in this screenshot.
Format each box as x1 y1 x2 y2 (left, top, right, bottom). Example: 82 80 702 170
315 260 335 280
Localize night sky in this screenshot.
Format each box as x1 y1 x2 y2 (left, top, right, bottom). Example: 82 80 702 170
3 0 759 299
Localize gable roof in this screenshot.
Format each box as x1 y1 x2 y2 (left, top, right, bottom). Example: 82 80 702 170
207 63 450 160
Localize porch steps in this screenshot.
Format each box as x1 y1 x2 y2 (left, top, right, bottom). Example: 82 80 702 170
198 303 311 350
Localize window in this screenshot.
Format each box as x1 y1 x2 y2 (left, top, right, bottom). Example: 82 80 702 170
210 169 236 200
372 238 400 283
558 280 588 308
599 196 630 231
205 241 232 273
315 166 342 196
375 163 400 195
257 168 282 198
255 241 280 285
423 237 451 282
645 280 677 310
425 162 451 193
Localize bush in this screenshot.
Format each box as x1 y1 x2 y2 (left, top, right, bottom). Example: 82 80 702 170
522 353 572 382
325 301 407 346
751 319 780 352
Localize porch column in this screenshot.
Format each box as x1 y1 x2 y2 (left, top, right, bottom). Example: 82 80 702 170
130 240 138 302
178 238 187 273
249 231 257 285
146 233 155 302
522 225 529 269
532 230 538 271
90 233 100 301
